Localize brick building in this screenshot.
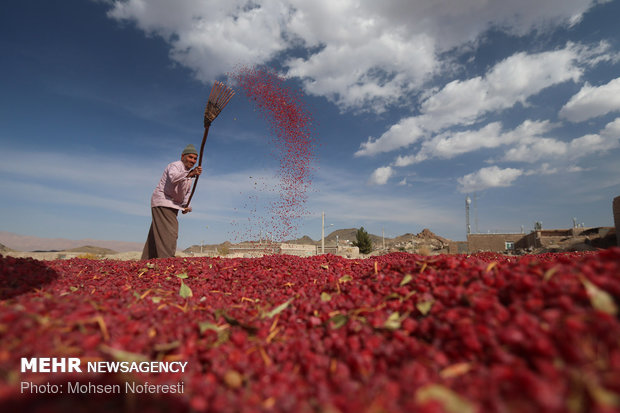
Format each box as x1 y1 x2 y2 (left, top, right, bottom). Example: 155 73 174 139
466 233 525 253
466 227 615 253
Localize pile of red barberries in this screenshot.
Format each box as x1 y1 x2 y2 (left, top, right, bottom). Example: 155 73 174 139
1 249 619 412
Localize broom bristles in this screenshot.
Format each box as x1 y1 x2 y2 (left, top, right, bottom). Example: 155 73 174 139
204 81 235 125
188 81 235 206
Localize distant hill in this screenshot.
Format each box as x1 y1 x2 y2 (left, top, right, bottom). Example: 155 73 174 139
0 231 143 252
184 228 453 253
284 229 377 246
285 235 317 245
184 241 232 254
64 245 118 255
324 228 358 244
0 243 13 254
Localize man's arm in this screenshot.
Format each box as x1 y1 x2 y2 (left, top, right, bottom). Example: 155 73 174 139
186 166 202 178
181 166 202 212
168 164 190 184
170 164 202 183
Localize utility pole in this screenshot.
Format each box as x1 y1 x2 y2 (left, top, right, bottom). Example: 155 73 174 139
382 227 385 250
203 225 208 254
321 211 325 254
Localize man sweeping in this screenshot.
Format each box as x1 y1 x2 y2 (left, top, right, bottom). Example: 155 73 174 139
141 144 202 259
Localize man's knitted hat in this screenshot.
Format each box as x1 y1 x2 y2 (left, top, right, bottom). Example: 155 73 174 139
182 144 198 156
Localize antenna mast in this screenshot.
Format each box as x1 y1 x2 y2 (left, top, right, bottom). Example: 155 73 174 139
465 195 472 237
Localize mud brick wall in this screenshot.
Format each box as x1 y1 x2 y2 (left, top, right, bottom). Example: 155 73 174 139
467 234 525 253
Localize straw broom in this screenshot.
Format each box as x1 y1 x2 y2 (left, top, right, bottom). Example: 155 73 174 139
186 81 235 207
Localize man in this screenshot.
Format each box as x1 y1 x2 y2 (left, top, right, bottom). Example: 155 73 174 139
141 144 202 259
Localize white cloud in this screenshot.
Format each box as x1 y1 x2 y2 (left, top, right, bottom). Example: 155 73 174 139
458 166 523 193
559 77 620 122
420 47 583 127
571 40 620 67
403 122 507 165
569 117 620 154
356 46 585 157
107 0 602 113
368 166 394 185
108 0 293 81
363 0 605 49
356 117 426 157
104 0 617 199
286 32 436 112
502 117 620 162
393 120 555 166
394 153 427 168
601 117 620 135
502 138 568 163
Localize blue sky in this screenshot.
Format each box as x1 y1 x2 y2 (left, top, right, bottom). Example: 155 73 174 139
1 0 620 248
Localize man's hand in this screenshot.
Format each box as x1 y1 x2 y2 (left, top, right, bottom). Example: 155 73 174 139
182 206 192 214
187 166 202 178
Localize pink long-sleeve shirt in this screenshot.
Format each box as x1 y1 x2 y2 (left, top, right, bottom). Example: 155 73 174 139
150 160 193 210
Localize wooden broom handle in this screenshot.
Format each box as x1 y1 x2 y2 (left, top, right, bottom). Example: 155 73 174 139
185 80 234 208
186 123 210 207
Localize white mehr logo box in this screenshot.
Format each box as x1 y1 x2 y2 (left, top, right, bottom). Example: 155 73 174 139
21 358 82 373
